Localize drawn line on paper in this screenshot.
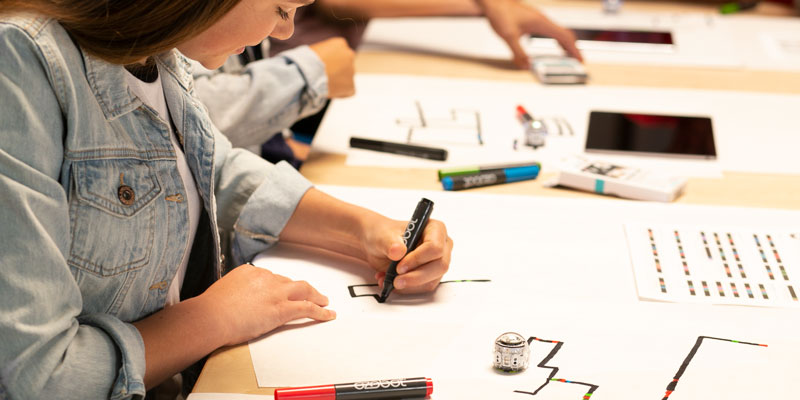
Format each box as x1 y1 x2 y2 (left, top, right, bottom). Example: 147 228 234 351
649 229 662 274
649 228 666 293
513 337 599 400
700 231 712 259
713 232 732 278
758 284 769 300
753 234 775 280
788 285 798 301
662 336 767 400
347 279 491 302
674 230 690 276
766 234 789 281
726 233 746 279
396 100 484 146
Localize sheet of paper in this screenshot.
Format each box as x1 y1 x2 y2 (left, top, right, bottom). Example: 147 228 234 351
626 223 800 307
314 74 800 176
721 14 800 71
361 8 741 68
248 186 800 398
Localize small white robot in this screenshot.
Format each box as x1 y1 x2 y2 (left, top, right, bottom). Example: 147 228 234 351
493 332 531 372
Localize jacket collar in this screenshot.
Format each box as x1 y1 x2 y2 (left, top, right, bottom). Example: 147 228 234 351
80 48 194 121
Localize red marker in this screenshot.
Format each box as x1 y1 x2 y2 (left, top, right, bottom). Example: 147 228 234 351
274 377 433 400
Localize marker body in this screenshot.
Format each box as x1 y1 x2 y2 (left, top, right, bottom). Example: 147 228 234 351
441 165 540 191
349 137 447 161
378 199 434 302
437 161 540 180
274 377 433 400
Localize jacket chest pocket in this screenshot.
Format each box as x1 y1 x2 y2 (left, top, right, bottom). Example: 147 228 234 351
68 159 162 276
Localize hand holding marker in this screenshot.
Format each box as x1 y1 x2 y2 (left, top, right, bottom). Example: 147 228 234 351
378 198 434 303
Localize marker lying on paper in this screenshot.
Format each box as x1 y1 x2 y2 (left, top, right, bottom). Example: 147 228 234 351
274 377 433 400
379 198 434 303
349 137 448 161
441 165 540 191
437 161 541 181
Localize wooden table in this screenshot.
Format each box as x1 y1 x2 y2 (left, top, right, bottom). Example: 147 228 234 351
193 1 800 394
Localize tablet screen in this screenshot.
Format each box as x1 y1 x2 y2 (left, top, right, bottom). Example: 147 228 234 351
573 28 673 45
585 111 716 158
532 29 673 45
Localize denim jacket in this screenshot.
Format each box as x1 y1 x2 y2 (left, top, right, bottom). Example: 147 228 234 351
0 15 312 399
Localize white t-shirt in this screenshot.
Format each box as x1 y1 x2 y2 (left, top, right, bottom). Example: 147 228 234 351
124 68 201 306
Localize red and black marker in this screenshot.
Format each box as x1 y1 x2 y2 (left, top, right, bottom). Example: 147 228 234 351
274 377 433 400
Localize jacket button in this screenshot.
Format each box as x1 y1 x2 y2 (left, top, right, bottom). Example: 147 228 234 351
118 185 135 205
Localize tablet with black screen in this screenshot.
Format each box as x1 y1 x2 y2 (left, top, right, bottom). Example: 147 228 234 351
585 111 716 159
528 28 674 53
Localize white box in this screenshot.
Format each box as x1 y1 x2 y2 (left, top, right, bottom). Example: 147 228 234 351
553 157 687 202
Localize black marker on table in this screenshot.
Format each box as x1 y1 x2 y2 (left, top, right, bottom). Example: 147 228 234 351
349 137 448 161
378 198 434 303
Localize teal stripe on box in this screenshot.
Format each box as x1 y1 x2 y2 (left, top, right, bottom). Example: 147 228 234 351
594 179 605 194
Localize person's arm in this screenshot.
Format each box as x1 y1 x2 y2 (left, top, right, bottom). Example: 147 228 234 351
0 21 146 399
316 0 582 69
316 0 482 18
191 45 329 148
132 266 335 388
474 0 582 68
207 113 452 294
280 189 453 294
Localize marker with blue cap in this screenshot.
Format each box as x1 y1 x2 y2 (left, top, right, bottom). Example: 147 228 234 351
437 161 541 181
441 164 540 191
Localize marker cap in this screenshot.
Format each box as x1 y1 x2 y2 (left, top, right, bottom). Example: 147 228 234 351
275 384 335 400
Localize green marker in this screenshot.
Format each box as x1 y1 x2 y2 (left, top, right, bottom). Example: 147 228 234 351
720 0 759 14
437 161 541 181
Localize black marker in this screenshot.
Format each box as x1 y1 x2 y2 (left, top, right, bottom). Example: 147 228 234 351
349 137 448 161
378 198 434 303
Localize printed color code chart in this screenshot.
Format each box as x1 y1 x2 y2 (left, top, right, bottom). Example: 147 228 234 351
625 224 800 308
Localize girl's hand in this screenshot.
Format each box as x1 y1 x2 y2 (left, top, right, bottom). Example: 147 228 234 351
200 263 336 346
362 216 453 294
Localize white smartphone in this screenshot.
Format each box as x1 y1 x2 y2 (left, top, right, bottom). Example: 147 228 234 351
530 56 588 85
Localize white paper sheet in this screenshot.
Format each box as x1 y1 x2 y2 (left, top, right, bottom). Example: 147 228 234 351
361 8 741 68
721 14 800 71
314 74 800 176
625 223 800 307
248 186 800 398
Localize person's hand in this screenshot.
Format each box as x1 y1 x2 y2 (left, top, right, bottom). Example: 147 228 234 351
479 0 583 69
309 37 356 98
199 264 336 346
360 215 453 294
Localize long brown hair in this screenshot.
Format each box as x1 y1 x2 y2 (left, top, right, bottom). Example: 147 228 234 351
0 0 241 64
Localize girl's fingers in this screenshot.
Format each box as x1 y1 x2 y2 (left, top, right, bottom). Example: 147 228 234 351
281 300 336 323
286 280 329 306
393 258 448 292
